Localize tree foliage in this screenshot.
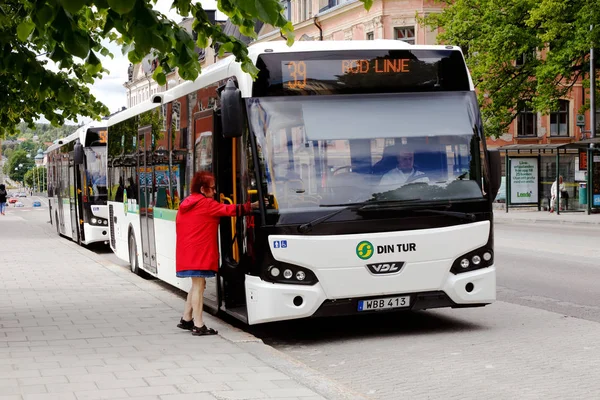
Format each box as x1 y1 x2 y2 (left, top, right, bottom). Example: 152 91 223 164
3 150 35 182
422 0 600 137
0 0 374 139
24 166 47 191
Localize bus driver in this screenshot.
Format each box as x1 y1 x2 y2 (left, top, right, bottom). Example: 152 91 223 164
379 144 429 186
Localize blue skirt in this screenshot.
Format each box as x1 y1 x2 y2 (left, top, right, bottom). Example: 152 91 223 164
176 270 216 278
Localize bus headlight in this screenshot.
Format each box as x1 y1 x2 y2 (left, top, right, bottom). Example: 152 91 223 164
451 247 493 274
264 263 318 285
91 218 97 224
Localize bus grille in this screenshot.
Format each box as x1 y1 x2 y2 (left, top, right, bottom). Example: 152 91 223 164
108 205 116 248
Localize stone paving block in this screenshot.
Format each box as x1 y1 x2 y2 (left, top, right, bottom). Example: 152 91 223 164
22 393 77 400
158 394 217 400
192 373 244 383
72 389 130 400
45 382 98 393
125 385 180 397
142 376 197 386
95 378 148 390
264 389 319 398
212 390 268 400
0 384 47 396
175 382 231 393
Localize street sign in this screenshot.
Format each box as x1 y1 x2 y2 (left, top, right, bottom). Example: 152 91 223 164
576 114 585 127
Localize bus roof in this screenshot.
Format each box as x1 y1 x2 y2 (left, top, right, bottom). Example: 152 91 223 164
44 119 107 153
163 40 471 101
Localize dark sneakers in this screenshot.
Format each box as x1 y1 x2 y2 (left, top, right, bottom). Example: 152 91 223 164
177 318 194 331
192 325 218 336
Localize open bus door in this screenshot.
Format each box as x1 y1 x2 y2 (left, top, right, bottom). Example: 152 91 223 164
193 110 221 313
68 156 80 242
74 141 85 245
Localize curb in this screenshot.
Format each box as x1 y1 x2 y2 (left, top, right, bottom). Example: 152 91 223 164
62 233 370 400
494 217 600 226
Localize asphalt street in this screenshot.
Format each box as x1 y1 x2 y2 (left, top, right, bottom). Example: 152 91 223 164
7 200 600 400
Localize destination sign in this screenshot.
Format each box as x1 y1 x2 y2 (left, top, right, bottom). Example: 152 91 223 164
254 49 470 96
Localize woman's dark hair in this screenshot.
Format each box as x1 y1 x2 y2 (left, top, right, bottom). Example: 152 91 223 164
0 184 5 190
191 171 214 194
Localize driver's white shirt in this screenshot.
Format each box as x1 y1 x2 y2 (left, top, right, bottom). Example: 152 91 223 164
380 168 429 186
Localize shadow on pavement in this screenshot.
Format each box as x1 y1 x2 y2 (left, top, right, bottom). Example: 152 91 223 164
245 308 487 346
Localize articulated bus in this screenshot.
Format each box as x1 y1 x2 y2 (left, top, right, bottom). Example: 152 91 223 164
46 121 110 245
106 40 501 325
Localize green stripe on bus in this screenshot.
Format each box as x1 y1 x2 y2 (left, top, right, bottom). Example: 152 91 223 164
154 208 177 221
62 198 70 205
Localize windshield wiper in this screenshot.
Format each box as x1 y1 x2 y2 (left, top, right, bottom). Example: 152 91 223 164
358 198 423 211
297 205 355 233
414 209 476 221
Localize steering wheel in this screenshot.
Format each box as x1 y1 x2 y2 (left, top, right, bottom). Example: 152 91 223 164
332 166 353 176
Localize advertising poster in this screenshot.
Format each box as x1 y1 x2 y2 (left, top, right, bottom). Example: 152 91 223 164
510 158 538 204
593 155 600 207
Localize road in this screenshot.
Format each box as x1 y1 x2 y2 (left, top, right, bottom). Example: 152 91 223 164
10 202 600 399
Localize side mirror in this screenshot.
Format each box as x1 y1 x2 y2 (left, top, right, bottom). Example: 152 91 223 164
74 141 84 165
487 149 501 200
220 79 244 138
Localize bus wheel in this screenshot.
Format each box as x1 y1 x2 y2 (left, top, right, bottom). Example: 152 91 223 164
128 232 140 275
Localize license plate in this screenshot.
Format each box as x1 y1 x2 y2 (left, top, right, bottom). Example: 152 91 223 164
358 296 410 311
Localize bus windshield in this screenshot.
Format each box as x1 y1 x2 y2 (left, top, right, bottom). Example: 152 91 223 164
247 92 485 212
85 146 108 205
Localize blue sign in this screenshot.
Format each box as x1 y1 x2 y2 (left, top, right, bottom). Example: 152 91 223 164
273 240 288 249
594 195 600 207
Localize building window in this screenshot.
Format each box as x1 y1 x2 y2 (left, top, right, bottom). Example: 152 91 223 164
366 32 374 40
516 49 536 67
394 27 415 44
517 106 537 137
550 100 569 137
301 0 311 21
283 0 291 20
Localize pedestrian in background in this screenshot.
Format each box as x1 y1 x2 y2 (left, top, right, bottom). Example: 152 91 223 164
175 171 259 336
550 176 565 213
0 184 7 215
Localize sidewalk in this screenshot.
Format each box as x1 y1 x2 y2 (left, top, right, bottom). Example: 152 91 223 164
493 208 600 226
0 216 368 400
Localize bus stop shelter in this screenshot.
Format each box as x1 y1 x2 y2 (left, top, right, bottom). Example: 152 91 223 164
498 139 600 215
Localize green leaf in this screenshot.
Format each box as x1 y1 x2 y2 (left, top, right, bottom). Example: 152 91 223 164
107 0 137 15
63 30 90 59
361 0 373 11
60 0 87 14
154 71 167 86
36 5 55 27
49 46 67 63
254 0 280 25
17 20 36 42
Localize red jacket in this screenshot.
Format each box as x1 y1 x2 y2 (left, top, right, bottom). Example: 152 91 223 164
176 194 251 273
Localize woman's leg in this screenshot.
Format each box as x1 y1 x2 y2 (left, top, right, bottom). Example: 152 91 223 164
182 289 193 321
191 277 206 327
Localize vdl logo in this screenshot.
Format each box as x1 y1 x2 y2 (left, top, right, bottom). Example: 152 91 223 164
356 241 374 260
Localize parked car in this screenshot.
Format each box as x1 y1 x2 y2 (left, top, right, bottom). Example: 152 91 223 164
8 198 18 204
14 201 24 207
32 201 41 207
17 192 27 197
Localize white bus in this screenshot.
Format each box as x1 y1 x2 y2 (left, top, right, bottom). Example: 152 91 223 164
47 121 110 245
106 40 502 325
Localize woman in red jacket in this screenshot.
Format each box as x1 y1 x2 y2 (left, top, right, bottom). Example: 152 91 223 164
176 171 257 336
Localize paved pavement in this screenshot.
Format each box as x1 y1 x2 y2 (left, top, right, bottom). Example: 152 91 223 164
0 211 368 400
493 209 600 225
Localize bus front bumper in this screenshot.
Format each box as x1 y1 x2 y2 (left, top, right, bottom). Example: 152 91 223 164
245 266 495 325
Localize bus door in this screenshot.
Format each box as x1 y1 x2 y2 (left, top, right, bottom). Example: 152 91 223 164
193 110 220 310
75 160 86 244
215 121 247 313
137 126 158 275
68 157 79 242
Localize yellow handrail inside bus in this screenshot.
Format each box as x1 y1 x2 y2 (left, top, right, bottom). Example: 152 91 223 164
248 189 278 209
219 193 239 262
